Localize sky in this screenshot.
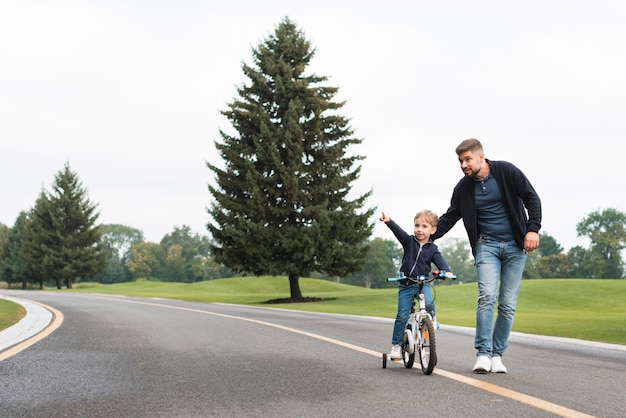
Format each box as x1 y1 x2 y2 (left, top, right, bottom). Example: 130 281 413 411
1 0 625 253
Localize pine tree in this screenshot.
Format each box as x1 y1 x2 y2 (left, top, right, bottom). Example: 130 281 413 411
1 212 29 288
207 17 374 299
1 210 46 289
32 163 107 289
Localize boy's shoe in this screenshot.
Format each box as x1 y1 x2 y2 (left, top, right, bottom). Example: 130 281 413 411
389 344 402 360
432 316 440 329
490 356 508 373
473 355 491 374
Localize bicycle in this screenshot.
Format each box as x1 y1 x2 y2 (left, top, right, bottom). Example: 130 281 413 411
382 270 456 375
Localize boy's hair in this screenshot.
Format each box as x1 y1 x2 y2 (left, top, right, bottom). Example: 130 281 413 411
414 210 439 227
455 138 483 156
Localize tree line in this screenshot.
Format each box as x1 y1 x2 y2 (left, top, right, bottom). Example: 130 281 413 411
1 18 624 292
1 161 623 290
0 163 236 289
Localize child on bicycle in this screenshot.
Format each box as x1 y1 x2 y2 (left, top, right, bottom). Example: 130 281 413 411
380 210 453 360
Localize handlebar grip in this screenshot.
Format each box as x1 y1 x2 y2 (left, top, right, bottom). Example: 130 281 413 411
387 277 403 282
433 270 457 280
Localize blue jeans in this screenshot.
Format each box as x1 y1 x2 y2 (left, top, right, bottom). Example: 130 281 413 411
474 237 527 357
391 281 435 345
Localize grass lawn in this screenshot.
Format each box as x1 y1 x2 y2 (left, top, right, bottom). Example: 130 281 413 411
2 278 625 346
0 299 26 331
65 277 626 346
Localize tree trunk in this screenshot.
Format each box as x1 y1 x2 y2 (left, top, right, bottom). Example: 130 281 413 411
66 278 73 289
288 273 302 300
55 278 61 290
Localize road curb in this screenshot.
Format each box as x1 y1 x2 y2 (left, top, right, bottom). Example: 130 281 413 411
440 324 626 352
0 294 53 352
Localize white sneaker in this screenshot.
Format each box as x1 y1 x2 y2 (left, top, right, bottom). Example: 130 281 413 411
433 316 440 329
473 355 491 374
490 356 508 373
389 344 402 360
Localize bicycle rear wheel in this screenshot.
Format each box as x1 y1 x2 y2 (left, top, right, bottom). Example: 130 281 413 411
418 316 437 375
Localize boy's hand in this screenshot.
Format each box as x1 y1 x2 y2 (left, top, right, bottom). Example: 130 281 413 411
379 212 390 223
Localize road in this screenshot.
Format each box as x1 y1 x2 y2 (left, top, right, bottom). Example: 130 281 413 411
1 291 625 417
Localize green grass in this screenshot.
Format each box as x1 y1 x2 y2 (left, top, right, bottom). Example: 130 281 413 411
0 299 26 330
2 278 625 346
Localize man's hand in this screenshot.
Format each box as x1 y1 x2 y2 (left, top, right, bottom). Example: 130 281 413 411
524 231 539 252
379 212 390 223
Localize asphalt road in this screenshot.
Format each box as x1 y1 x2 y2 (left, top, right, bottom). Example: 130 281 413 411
1 291 625 417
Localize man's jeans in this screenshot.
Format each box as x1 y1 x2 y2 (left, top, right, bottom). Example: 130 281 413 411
474 237 527 357
391 281 435 345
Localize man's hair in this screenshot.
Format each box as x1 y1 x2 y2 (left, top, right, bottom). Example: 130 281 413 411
414 210 439 227
456 138 483 156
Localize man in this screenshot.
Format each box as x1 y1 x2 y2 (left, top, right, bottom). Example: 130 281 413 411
432 138 542 374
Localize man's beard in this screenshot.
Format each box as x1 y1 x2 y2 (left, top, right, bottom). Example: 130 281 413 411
466 167 480 178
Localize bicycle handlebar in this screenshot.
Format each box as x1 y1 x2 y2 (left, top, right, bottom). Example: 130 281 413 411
387 270 457 283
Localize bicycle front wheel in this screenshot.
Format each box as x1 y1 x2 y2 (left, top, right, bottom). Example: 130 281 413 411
418 316 437 375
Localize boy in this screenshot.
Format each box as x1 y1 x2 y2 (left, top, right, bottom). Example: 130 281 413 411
380 210 452 360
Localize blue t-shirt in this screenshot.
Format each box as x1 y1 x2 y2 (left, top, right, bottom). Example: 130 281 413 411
474 174 514 241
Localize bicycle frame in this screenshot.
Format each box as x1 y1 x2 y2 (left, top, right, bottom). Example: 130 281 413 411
404 278 432 356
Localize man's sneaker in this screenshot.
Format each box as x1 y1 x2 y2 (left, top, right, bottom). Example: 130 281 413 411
490 356 508 373
473 355 491 374
389 344 402 360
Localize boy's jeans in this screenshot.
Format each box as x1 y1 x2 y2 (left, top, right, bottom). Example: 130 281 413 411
391 281 435 345
474 236 527 357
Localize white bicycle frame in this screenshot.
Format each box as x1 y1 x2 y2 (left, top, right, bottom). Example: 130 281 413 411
404 289 432 355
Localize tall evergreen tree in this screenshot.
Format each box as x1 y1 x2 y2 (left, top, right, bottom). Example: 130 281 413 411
1 212 29 288
32 163 107 289
0 223 8 250
206 17 374 299
1 210 45 289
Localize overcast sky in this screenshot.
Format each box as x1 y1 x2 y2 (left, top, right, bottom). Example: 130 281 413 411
1 0 625 252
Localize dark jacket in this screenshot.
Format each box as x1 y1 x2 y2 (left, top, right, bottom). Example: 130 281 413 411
386 219 450 278
432 159 542 256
